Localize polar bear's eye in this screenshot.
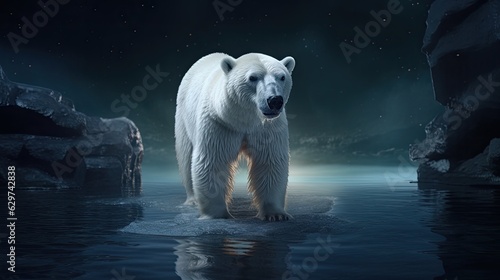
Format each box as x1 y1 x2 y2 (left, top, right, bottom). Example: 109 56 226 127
280 75 286 81
249 76 258 82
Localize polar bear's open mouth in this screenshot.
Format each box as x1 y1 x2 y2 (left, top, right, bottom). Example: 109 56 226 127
263 112 280 119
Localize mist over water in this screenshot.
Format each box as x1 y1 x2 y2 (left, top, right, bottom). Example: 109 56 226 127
133 164 417 238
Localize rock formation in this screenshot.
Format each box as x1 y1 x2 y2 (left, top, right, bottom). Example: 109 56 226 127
410 0 500 186
0 66 143 195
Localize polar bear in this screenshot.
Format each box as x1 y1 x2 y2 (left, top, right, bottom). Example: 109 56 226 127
175 52 295 221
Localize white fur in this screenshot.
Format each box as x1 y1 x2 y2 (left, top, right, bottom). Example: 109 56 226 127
175 52 295 221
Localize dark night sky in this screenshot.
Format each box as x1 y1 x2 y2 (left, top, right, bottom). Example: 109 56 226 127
0 0 442 167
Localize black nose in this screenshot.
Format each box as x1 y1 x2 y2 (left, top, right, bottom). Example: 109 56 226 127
267 96 284 111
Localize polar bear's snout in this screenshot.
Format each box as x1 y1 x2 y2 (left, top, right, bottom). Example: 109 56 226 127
260 83 285 118
267 96 283 111
261 95 284 118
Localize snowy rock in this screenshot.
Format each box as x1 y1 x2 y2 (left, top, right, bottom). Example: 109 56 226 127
429 159 450 173
409 116 447 161
418 146 500 186
413 0 500 186
0 66 143 195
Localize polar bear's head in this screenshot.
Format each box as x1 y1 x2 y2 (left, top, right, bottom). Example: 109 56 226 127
221 53 295 120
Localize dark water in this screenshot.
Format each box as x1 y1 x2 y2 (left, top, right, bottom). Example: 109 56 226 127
3 166 500 280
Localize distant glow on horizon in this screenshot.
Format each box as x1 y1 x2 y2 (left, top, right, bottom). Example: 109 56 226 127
142 163 417 188
289 164 417 186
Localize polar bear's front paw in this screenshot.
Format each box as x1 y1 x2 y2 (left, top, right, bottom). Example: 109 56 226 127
183 197 197 206
258 211 292 222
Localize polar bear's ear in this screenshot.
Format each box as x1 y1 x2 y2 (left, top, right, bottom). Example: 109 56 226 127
281 56 295 74
221 57 236 75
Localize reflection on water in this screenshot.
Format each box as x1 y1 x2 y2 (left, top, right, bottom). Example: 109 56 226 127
3 166 500 279
174 237 291 280
123 191 344 279
9 190 143 279
419 184 500 280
